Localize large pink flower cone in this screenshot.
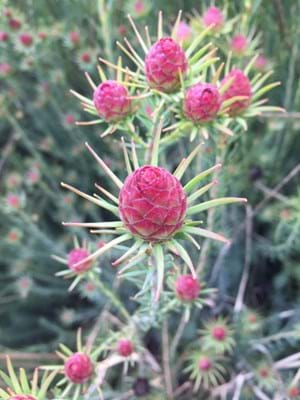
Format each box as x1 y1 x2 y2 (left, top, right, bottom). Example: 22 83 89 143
93 80 132 122
145 37 188 93
119 166 187 241
221 69 252 116
183 83 221 122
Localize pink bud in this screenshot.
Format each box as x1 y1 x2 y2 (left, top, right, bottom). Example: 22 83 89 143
212 326 226 341
198 357 212 371
69 31 80 45
117 339 134 357
231 34 247 55
0 63 12 76
65 114 76 125
203 7 224 32
81 52 91 63
6 194 21 208
19 33 33 47
175 21 192 43
9 18 22 30
64 353 93 384
254 55 268 71
9 396 37 400
175 274 200 301
0 31 9 41
67 248 92 273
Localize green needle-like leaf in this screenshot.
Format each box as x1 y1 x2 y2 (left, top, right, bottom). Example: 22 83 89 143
187 197 247 215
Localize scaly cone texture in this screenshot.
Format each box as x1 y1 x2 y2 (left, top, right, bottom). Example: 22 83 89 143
221 69 252 116
183 83 221 122
202 6 224 32
119 165 187 241
175 274 201 301
93 80 132 122
64 352 93 384
145 37 188 93
67 248 92 273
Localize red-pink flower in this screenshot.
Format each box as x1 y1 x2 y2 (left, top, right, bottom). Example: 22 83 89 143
19 33 33 47
230 34 247 55
134 0 145 15
117 339 134 357
9 396 37 400
198 357 212 371
64 353 93 384
183 83 221 122
221 69 252 116
0 31 9 41
38 31 48 40
6 194 21 208
203 7 224 32
212 326 226 341
67 248 92 273
289 387 300 398
65 114 76 125
175 274 200 301
0 63 12 76
145 37 188 93
81 52 91 63
119 166 187 241
93 80 132 122
69 31 80 45
175 21 192 43
254 55 268 71
9 18 22 30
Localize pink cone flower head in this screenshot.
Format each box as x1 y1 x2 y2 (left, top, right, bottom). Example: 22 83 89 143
0 63 12 76
231 34 247 55
38 31 47 40
65 114 75 125
0 31 9 41
69 31 80 45
19 33 33 47
254 55 268 71
134 0 145 15
9 396 37 400
117 339 134 357
64 352 93 384
198 357 212 371
175 21 192 43
67 248 92 273
93 80 132 122
6 193 21 208
9 18 22 30
212 326 227 341
221 69 252 116
183 83 221 122
119 166 187 241
175 274 200 301
203 7 224 32
81 52 91 63
145 37 188 93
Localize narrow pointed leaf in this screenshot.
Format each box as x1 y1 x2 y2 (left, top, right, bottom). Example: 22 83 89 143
183 226 230 243
187 197 247 215
184 164 222 193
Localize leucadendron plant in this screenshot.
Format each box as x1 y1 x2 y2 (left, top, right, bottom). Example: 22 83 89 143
2 5 293 400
